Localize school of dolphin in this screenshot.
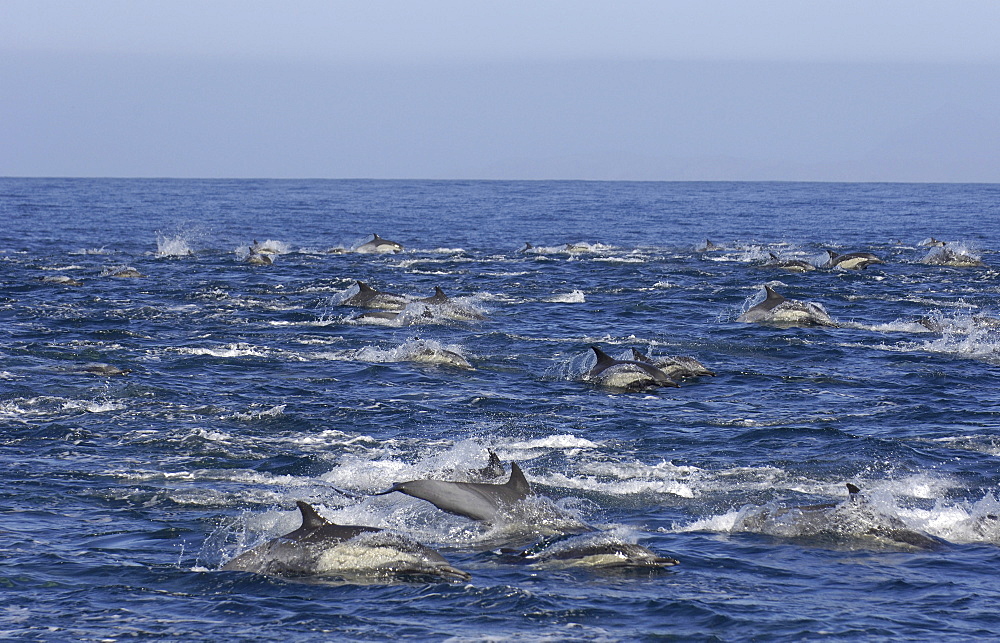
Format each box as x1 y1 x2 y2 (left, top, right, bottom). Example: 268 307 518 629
218 233 988 583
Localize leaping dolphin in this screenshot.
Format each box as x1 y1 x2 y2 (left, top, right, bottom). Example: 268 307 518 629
823 250 884 270
355 234 404 254
736 285 838 327
221 501 470 581
586 346 679 390
375 461 533 522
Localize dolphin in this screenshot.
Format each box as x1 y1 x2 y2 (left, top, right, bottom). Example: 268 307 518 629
108 267 142 278
737 484 947 551
503 532 679 569
71 362 132 376
355 233 404 254
414 287 487 321
375 462 533 522
919 245 985 267
630 349 715 379
736 285 837 327
221 501 470 581
409 347 474 369
585 346 679 390
39 275 84 286
245 243 273 265
343 281 408 310
823 250 884 270
766 251 817 272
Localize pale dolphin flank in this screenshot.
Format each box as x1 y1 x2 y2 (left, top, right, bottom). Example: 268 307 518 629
355 233 404 254
736 285 837 327
221 501 470 581
39 275 84 286
630 349 715 379
375 462 533 521
403 339 474 369
766 251 816 272
586 346 679 390
343 281 408 310
823 250 884 270
504 532 679 569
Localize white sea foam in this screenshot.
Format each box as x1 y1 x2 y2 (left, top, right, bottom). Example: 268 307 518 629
546 290 586 303
155 232 194 257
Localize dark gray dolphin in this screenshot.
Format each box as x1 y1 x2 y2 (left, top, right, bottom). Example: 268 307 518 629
823 250 884 270
375 462 533 521
587 346 679 390
343 281 408 310
630 349 715 379
221 501 470 581
356 233 404 254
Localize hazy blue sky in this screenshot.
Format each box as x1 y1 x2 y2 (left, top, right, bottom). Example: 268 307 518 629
3 1 1000 180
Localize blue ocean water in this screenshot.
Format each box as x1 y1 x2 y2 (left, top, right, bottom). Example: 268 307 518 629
2 178 1000 640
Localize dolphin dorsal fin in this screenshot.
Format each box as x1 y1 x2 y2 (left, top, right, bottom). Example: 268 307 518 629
296 501 332 529
763 285 785 306
846 483 861 497
591 346 617 368
372 233 382 240
505 462 531 496
631 348 651 363
356 281 375 292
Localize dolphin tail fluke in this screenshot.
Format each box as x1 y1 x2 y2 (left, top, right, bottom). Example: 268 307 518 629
296 501 332 529
506 462 532 496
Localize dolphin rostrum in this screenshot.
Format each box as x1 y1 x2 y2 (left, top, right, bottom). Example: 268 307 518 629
221 501 470 581
587 346 679 390
375 462 533 521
